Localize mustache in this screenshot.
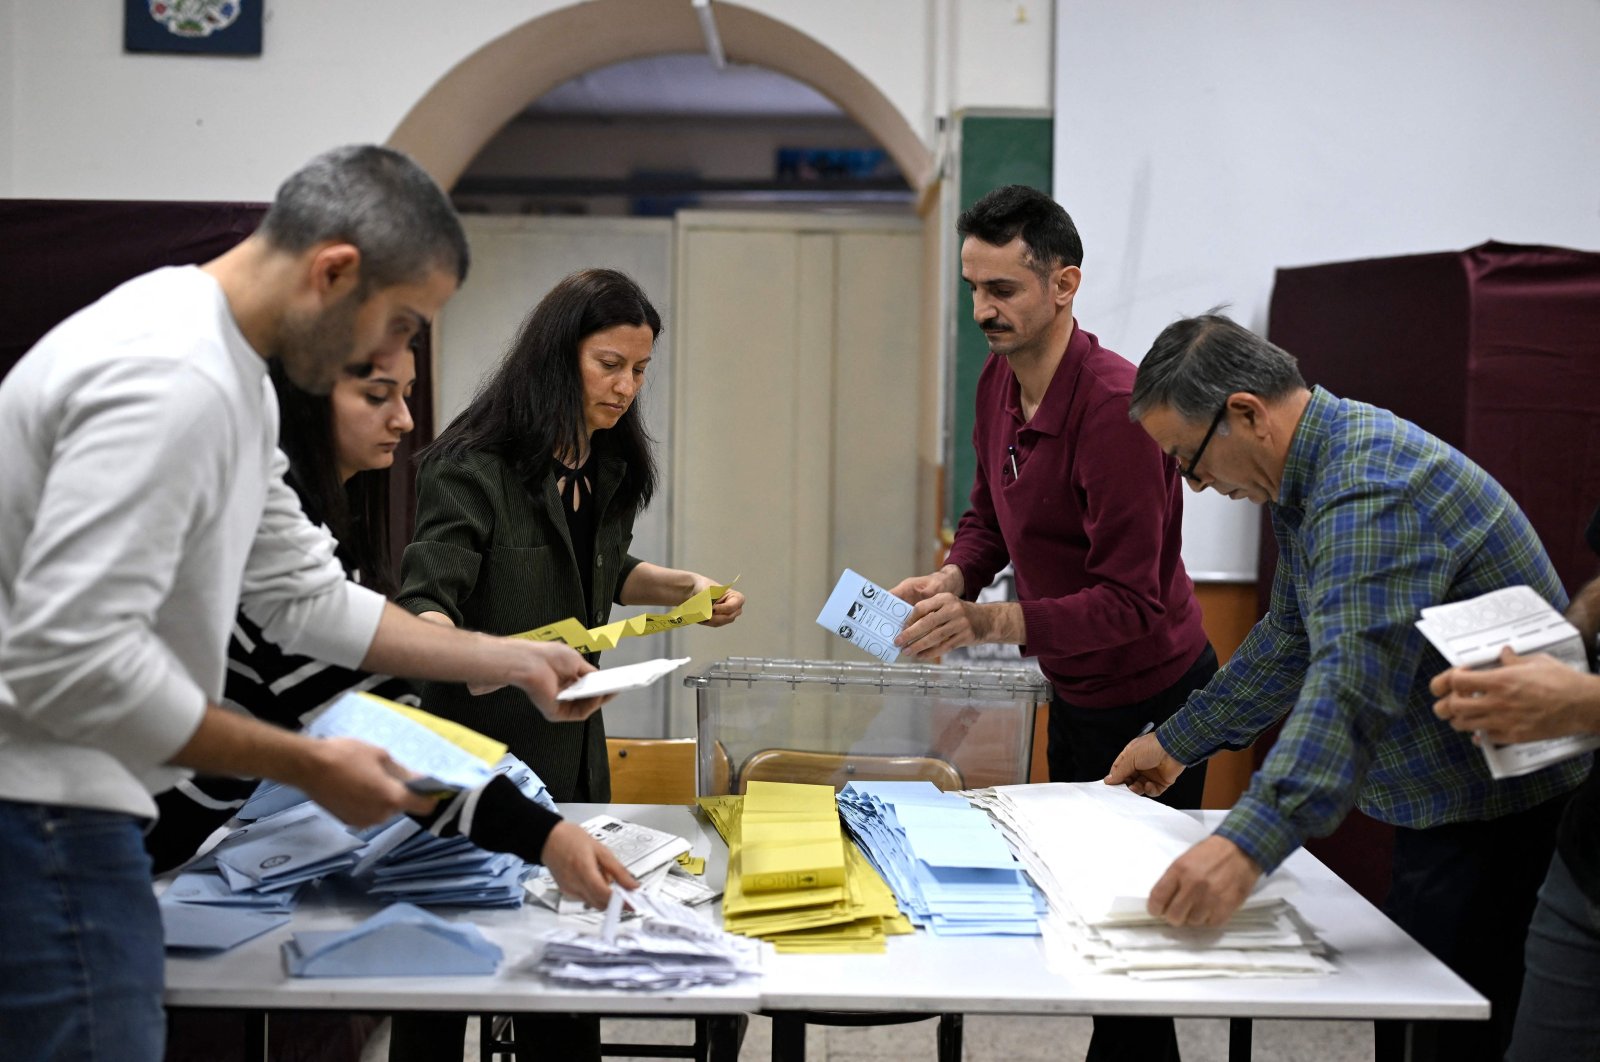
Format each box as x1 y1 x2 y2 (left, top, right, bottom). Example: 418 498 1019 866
980 321 1011 334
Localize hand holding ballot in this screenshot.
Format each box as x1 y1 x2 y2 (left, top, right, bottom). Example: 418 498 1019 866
540 820 640 910
1431 645 1600 746
887 564 1025 661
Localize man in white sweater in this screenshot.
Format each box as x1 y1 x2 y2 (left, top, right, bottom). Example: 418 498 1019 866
0 146 631 1061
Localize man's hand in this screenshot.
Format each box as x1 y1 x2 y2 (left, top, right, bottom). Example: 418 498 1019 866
1104 733 1187 797
292 737 436 827
502 639 610 722
1146 836 1262 927
539 821 640 909
888 565 964 606
1430 646 1600 745
894 593 997 660
687 573 745 628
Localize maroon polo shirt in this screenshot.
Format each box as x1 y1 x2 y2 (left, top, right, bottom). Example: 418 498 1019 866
944 322 1207 708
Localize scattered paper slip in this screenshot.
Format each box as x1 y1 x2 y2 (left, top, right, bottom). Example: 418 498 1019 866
1415 585 1600 779
557 657 692 702
535 887 760 991
816 569 911 663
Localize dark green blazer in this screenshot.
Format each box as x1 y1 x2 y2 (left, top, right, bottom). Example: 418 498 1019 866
397 446 642 802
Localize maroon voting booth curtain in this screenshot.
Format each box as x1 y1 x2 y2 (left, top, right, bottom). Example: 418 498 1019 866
0 199 436 569
1253 240 1600 905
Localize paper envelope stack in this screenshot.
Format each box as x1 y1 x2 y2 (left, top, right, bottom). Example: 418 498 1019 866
699 781 910 954
837 781 1044 936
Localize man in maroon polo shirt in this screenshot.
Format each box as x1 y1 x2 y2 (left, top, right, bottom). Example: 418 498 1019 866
892 185 1213 1059
895 184 1214 797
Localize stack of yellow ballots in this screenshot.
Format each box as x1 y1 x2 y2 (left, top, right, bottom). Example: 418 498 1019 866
699 781 911 954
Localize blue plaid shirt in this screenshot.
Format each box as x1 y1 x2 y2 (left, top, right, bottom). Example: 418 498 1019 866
1160 387 1588 872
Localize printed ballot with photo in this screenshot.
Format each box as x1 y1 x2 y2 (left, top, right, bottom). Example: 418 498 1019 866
1416 585 1600 778
817 568 912 663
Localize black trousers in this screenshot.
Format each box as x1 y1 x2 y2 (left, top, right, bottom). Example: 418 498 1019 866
1049 644 1219 1062
1376 793 1569 1062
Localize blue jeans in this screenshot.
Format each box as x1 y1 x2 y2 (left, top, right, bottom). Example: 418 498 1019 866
1506 852 1600 1061
0 799 165 1061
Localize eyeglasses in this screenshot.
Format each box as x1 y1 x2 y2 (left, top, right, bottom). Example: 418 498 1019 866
1180 402 1229 483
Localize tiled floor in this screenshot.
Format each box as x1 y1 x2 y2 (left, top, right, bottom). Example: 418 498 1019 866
363 1012 1378 1061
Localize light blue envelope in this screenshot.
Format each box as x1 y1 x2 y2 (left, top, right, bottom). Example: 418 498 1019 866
161 900 290 952
215 808 364 886
283 902 502 977
237 779 310 821
164 871 301 913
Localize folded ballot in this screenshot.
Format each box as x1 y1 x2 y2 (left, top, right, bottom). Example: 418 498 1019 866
816 569 911 663
283 902 502 977
527 814 692 914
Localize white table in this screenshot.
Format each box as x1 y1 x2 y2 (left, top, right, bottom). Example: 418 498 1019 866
163 804 1487 1060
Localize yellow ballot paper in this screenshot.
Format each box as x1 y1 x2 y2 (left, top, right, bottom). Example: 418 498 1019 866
740 782 846 892
514 579 738 652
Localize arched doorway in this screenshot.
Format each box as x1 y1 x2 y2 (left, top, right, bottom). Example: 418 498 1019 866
386 0 931 196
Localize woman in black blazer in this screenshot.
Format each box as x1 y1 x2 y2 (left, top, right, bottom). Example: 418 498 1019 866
398 268 742 804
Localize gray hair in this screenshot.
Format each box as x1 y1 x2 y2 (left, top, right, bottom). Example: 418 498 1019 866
1128 313 1306 422
258 145 469 290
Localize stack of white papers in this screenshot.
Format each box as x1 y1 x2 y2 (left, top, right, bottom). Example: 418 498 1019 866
536 887 761 991
1415 585 1600 778
967 784 1331 980
837 781 1043 936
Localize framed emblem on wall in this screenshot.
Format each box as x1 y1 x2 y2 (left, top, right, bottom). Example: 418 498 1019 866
124 1 263 56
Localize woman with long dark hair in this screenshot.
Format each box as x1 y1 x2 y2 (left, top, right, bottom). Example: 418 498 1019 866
398 268 743 803
144 346 628 885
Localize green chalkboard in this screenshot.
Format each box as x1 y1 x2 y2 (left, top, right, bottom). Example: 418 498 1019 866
946 114 1054 531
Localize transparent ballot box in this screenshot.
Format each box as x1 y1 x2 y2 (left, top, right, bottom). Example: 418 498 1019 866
686 657 1048 796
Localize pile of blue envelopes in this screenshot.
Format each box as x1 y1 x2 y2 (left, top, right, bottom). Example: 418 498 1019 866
159 756 556 952
836 780 1044 936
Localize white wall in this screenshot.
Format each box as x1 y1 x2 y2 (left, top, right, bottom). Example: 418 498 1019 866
0 0 15 192
1056 0 1600 580
3 1 1052 201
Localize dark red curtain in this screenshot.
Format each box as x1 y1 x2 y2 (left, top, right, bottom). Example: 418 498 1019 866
0 200 434 569
1251 240 1600 905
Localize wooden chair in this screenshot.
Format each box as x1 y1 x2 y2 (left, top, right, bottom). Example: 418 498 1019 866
606 737 697 804
736 748 963 793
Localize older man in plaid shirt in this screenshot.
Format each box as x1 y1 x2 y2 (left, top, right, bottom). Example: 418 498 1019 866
1108 313 1586 1062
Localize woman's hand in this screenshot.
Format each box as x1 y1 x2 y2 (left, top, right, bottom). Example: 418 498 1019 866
539 821 639 909
688 573 744 627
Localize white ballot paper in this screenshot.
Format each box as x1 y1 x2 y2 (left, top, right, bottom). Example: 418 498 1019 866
526 815 693 914
816 568 912 663
1415 585 1600 779
556 657 692 702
